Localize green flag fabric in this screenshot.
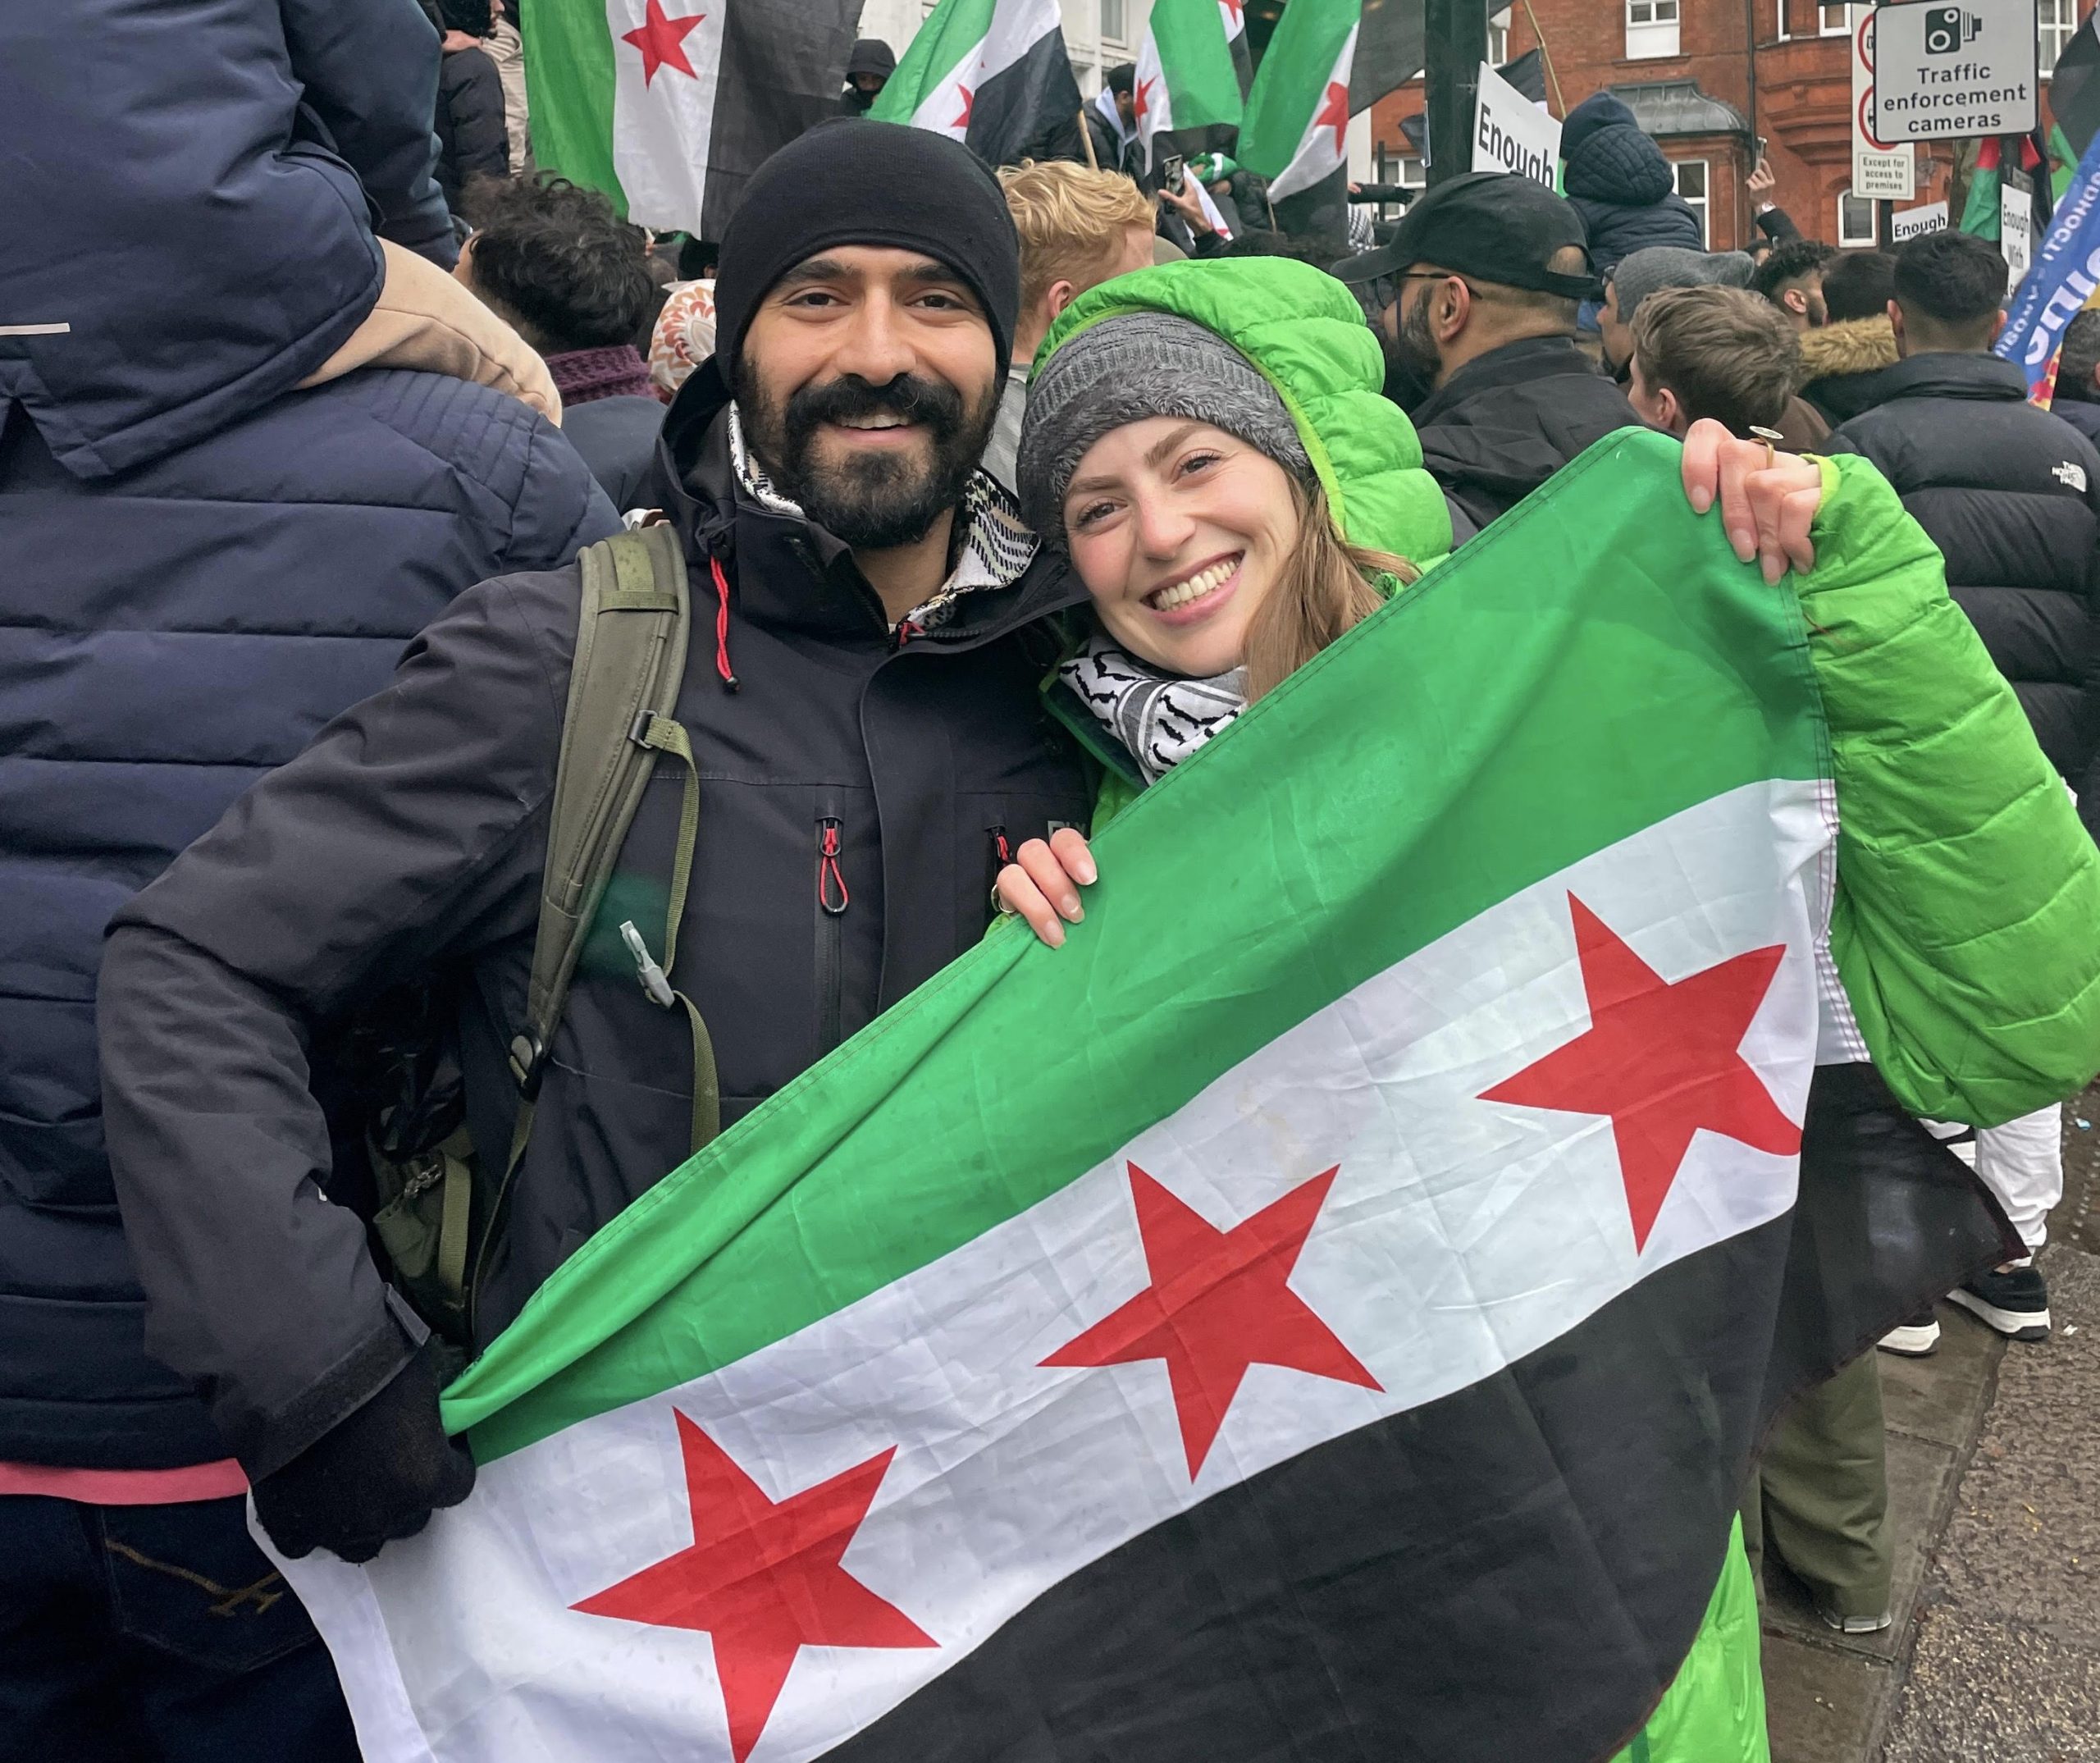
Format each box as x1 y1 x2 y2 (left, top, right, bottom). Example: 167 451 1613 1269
1238 0 1359 199
271 432 1851 1763
1134 0 1244 171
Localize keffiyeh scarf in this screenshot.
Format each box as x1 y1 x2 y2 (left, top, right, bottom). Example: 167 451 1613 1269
1059 630 1247 784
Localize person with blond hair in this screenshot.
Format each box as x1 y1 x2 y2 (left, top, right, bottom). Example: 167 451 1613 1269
986 159 1157 495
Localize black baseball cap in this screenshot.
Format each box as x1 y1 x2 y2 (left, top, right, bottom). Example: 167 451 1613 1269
1332 171 1601 300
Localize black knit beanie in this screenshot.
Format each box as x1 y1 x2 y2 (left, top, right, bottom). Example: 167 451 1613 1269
712 119 1020 397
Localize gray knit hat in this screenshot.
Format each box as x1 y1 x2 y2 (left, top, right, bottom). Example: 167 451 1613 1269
1016 312 1310 544
1609 246 1755 322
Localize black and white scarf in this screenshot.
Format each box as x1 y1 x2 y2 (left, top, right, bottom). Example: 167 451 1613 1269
1059 630 1247 784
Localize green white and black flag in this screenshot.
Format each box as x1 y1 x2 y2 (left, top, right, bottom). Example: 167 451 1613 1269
266 432 2010 1763
523 0 857 236
869 0 1082 168
1239 0 1358 240
1134 0 1244 171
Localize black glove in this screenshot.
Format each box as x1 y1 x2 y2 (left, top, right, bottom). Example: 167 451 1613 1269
252 1348 476 1564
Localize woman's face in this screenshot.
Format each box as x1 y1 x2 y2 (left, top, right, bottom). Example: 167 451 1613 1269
1061 418 1301 679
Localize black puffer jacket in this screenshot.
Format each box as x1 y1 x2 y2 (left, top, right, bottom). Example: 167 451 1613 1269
1410 335 1641 536
1828 351 2100 787
435 43 509 212
1559 92 1704 276
97 360 1097 1478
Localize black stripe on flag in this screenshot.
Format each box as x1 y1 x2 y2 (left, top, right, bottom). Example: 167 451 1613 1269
966 27 1087 170
701 0 859 238
823 1062 2011 1763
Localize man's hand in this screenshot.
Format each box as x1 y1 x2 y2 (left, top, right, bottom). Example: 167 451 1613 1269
251 1349 476 1564
1681 418 1823 587
997 829 1097 948
1157 181 1212 236
1746 158 1778 199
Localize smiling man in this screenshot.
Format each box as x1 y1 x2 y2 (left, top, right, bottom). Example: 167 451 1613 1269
94 121 1098 1567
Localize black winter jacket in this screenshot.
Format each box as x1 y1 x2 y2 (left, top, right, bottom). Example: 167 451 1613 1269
436 44 509 212
1828 352 2100 785
1559 92 1705 276
1410 336 1641 537
97 360 1096 1478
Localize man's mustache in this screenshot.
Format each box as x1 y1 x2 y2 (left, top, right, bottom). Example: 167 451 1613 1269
786 374 966 442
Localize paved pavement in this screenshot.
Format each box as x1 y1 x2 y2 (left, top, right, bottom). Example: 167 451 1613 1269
1760 1092 2100 1763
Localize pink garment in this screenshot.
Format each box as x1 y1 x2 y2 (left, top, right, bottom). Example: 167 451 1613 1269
0 1458 249 1505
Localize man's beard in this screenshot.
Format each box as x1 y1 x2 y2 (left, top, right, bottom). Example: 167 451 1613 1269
1384 287 1444 412
740 363 998 550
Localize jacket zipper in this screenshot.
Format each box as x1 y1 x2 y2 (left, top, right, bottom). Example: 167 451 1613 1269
815 812 849 1056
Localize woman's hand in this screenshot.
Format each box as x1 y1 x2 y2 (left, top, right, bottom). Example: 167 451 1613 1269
1681 418 1825 587
995 829 1097 948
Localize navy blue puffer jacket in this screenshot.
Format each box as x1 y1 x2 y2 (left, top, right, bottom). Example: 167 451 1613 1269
0 0 617 1470
1560 92 1705 277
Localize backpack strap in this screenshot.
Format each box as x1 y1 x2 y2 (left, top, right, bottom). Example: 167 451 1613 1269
469 521 715 1328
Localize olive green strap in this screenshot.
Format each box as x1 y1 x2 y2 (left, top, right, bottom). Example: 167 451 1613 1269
433 1134 477 1309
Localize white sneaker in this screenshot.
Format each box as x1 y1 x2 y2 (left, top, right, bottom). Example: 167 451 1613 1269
1879 1309 1941 1356
1820 1606 1893 1634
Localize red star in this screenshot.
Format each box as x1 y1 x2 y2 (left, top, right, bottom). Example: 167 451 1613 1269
1043 1163 1381 1478
1134 74 1158 130
573 1413 934 1762
952 82 975 130
1479 894 1800 1251
1314 78 1350 159
621 0 705 85
1220 0 1245 30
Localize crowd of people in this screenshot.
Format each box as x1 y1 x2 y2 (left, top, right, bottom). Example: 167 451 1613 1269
5 1 2100 1758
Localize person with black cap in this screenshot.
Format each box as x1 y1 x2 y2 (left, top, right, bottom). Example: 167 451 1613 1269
93 119 1098 1568
1335 171 1639 538
839 38 896 115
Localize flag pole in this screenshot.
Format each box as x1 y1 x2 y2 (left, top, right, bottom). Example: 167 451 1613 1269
1079 111 1099 170
1425 0 1489 188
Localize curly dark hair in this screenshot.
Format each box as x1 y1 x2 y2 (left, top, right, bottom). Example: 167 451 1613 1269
1749 238 1837 304
464 176 655 354
1893 228 2007 328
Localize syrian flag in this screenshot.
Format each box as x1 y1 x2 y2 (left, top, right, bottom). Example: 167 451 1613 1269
1222 0 1253 98
522 0 856 237
269 433 2007 1763
1134 0 1244 171
868 0 1084 169
1239 0 1357 242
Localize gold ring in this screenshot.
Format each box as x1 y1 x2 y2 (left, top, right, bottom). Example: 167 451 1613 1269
1749 424 1783 471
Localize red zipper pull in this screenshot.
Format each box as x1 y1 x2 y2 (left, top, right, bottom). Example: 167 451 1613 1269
818 818 849 915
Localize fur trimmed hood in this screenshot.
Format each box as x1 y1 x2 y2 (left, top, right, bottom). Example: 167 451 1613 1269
1798 316 1899 381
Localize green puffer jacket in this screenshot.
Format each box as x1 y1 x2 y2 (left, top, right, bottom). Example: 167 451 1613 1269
1029 257 2100 1763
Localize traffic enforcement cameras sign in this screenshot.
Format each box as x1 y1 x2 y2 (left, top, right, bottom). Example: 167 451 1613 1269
1869 0 2038 142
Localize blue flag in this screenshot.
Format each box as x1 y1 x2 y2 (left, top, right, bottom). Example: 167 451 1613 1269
1997 128 2100 398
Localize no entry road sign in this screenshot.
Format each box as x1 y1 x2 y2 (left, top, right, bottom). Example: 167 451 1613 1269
1869 0 2039 144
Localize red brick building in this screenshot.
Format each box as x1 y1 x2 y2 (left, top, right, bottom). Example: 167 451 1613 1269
1367 1 2093 253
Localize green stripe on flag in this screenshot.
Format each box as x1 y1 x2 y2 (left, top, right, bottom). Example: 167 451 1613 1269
1147 0 1244 130
445 427 1825 1463
1239 0 1357 179
519 0 626 214
869 0 998 122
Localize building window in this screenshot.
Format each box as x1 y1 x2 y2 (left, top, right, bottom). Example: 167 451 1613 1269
2041 0 2079 75
1100 0 1125 45
1627 0 1681 60
1839 190 1878 246
1673 159 1710 244
1819 2 1865 35
1489 7 1511 65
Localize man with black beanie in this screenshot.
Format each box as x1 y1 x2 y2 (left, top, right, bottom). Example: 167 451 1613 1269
95 121 1096 1567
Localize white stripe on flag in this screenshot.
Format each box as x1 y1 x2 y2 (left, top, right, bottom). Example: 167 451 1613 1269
275 779 1831 1763
909 0 1062 139
606 0 725 231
